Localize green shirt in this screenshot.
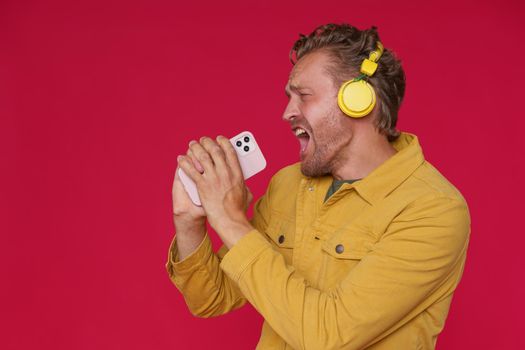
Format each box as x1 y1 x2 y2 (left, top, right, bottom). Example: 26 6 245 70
324 179 360 202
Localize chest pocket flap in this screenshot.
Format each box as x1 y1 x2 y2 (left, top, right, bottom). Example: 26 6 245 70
266 214 295 249
321 226 375 259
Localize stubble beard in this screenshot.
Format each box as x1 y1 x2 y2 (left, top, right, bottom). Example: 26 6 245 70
300 108 348 178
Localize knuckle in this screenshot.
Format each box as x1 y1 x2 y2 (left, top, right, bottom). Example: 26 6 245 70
179 161 190 172
210 145 224 157
195 152 210 162
190 140 202 149
189 144 199 154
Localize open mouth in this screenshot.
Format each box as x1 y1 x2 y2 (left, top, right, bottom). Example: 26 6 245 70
293 127 311 156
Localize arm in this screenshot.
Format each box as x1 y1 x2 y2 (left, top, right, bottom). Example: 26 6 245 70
166 167 271 318
174 216 206 261
166 230 247 317
219 196 470 349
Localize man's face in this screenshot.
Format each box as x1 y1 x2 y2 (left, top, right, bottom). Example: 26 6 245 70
283 50 351 177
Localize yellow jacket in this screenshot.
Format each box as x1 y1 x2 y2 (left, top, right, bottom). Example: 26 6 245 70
166 132 471 349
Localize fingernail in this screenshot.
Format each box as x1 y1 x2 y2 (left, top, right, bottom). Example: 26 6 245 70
177 155 182 161
189 140 196 146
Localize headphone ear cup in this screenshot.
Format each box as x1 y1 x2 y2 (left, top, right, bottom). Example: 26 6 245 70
337 79 377 118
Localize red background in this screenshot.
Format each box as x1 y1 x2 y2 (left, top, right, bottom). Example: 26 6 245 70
2 0 524 349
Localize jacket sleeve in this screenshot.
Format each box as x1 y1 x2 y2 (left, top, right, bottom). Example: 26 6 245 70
165 184 272 318
219 195 471 349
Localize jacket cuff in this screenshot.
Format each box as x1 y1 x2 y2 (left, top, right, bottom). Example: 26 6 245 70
165 233 212 282
219 229 271 282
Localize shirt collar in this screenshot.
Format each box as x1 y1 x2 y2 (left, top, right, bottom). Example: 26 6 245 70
352 132 425 205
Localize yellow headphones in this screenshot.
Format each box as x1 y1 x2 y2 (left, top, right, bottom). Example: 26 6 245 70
337 42 384 118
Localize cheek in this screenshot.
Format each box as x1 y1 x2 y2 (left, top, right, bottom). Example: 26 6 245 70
316 112 348 149
303 99 335 129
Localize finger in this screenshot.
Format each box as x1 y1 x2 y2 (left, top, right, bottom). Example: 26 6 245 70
200 137 228 174
186 149 204 173
189 139 215 174
216 135 243 180
177 155 204 185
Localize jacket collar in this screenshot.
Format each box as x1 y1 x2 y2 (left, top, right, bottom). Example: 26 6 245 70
352 132 425 205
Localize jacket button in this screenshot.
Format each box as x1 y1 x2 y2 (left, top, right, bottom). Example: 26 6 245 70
335 244 344 254
278 235 285 244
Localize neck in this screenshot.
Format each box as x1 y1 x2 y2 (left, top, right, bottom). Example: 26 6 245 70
331 131 397 181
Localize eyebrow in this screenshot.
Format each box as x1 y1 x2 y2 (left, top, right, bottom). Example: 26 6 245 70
284 84 303 97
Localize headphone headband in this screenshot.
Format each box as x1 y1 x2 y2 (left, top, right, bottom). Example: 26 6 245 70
360 42 384 77
368 42 384 63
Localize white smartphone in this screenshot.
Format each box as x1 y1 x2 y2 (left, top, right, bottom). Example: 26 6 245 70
177 131 267 206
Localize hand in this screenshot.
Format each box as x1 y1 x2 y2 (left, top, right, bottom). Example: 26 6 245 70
172 143 208 220
172 167 205 226
177 136 254 247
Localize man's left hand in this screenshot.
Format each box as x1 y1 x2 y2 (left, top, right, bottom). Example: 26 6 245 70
177 136 254 248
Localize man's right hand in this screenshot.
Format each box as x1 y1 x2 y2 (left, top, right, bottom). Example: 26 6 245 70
172 168 207 261
172 169 206 224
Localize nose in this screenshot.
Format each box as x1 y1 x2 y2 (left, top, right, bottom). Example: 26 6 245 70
282 98 300 122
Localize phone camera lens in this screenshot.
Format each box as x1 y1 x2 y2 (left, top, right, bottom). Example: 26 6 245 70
236 140 242 147
244 136 250 143
243 145 250 152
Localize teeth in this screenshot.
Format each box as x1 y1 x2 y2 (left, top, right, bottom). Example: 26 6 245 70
294 128 307 137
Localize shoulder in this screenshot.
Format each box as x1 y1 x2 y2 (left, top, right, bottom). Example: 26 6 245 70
392 161 471 241
259 163 303 215
405 160 469 209
268 162 304 188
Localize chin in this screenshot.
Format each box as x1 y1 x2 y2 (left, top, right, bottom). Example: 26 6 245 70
300 158 330 178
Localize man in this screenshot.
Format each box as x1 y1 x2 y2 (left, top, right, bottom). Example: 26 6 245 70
166 23 470 349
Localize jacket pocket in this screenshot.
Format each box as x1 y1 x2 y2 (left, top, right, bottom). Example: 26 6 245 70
319 227 375 289
265 214 295 264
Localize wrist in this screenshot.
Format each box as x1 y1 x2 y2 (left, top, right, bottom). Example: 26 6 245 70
173 214 206 232
215 219 254 249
